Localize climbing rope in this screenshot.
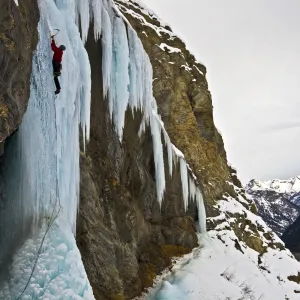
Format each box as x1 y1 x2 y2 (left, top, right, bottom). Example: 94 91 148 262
16 202 61 300
16 98 61 300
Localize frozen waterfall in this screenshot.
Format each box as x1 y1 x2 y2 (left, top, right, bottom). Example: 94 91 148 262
0 0 206 298
0 0 92 298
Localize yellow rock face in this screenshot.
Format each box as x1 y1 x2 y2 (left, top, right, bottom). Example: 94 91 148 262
115 0 236 207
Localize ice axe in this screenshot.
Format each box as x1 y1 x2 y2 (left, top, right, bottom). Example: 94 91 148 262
50 29 60 39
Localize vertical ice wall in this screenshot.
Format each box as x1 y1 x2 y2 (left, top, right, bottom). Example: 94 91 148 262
0 0 93 298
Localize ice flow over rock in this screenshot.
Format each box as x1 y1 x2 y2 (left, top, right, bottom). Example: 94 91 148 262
0 0 206 298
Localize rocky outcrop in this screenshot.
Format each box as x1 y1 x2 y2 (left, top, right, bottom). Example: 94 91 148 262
0 0 39 154
113 0 276 259
114 0 235 207
77 24 198 300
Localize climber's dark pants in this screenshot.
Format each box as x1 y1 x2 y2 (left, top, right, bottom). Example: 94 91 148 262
52 60 61 90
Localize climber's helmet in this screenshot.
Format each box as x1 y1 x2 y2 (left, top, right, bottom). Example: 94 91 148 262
59 45 66 51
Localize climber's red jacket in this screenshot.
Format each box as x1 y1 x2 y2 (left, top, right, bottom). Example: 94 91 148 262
51 39 63 63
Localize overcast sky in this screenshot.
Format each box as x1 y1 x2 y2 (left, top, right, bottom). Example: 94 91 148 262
142 0 300 183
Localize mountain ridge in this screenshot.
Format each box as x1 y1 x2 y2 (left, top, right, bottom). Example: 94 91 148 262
245 177 300 236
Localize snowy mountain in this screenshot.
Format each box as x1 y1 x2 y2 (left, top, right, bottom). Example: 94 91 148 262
0 0 300 299
246 178 300 235
247 177 300 197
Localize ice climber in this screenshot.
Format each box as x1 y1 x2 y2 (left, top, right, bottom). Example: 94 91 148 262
51 36 66 94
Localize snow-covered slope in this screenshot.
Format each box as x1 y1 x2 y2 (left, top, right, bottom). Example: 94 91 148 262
139 193 300 300
246 178 300 236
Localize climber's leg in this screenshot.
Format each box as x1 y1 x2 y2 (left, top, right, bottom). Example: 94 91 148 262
52 60 61 76
52 60 61 94
54 76 61 94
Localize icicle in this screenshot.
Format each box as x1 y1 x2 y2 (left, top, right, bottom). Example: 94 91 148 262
74 0 204 219
180 158 189 210
189 176 197 203
128 26 144 111
101 7 113 98
196 189 207 233
127 18 153 137
108 15 130 141
162 127 173 177
76 0 90 43
90 0 102 40
150 113 166 204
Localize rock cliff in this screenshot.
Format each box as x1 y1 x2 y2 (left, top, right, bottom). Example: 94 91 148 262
0 0 39 275
0 0 39 154
114 0 234 208
76 1 271 298
77 24 198 299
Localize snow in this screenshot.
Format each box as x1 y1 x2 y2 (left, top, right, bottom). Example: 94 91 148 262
193 65 204 76
181 64 192 71
158 43 181 53
117 0 171 29
14 0 18 6
139 195 300 300
116 2 175 38
172 144 184 158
